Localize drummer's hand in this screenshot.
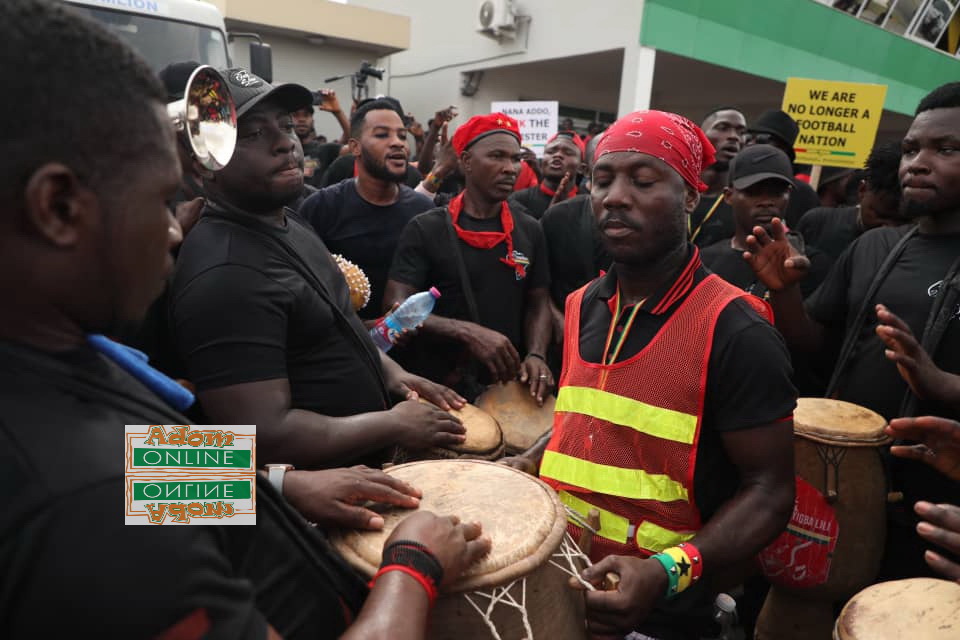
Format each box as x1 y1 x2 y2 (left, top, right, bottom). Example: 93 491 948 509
281 466 421 530
498 455 538 476
571 555 667 636
462 324 522 383
914 501 960 583
887 416 960 482
389 511 492 589
389 399 466 450
519 355 554 406
876 304 956 406
742 218 809 292
389 369 466 411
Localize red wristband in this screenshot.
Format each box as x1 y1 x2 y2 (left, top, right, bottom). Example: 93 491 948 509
677 542 703 583
369 564 439 606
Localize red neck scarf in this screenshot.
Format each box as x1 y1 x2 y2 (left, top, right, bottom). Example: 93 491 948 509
448 193 525 279
539 181 577 199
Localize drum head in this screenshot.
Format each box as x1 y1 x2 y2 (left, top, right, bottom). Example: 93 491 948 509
475 381 556 453
330 459 566 593
794 398 889 446
835 578 960 639
420 400 503 457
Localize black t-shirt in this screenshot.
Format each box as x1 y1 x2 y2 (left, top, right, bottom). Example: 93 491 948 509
784 177 820 228
577 256 796 522
302 141 342 188
508 184 582 220
299 179 435 319
170 201 389 420
796 205 861 292
388 206 550 387
700 240 767 299
320 154 422 189
690 195 734 248
540 194 611 308
0 340 365 639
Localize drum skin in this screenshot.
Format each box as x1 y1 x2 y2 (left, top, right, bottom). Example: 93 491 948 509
416 401 506 461
474 381 556 454
834 578 960 640
330 460 588 640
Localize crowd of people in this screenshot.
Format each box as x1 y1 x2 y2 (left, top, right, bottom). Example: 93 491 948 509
2 1 959 639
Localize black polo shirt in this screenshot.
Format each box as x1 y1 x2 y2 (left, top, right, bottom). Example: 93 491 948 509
388 205 550 390
576 247 796 521
170 201 389 421
298 179 435 319
540 194 611 308
508 183 582 220
0 340 365 638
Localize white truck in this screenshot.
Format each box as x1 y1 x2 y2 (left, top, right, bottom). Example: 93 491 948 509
64 0 272 79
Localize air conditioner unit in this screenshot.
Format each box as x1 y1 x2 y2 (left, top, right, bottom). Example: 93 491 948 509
477 0 518 38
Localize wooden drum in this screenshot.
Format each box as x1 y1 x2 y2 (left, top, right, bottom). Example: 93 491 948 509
834 578 960 639
331 460 588 640
474 381 556 454
756 398 890 640
418 400 505 461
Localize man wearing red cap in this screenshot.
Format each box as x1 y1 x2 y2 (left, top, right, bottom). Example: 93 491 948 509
506 111 796 638
508 131 586 219
385 113 554 404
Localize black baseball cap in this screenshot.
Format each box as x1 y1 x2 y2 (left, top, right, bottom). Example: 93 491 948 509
729 144 794 190
221 67 312 118
158 60 201 102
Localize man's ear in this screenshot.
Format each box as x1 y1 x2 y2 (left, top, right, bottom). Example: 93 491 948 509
720 186 734 205
23 163 99 248
347 137 361 157
460 150 472 175
684 185 701 214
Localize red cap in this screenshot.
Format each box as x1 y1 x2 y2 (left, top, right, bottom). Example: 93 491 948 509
452 112 522 155
547 130 585 156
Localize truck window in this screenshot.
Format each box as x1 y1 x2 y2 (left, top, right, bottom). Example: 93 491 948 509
70 7 229 72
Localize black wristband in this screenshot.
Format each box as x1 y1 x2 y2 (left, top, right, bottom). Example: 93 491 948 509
526 352 547 362
381 540 444 587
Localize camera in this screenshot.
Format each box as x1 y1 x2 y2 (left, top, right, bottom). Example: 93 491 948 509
358 61 385 81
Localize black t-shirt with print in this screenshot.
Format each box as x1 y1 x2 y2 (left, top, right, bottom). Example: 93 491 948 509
170 202 389 421
0 340 365 639
299 179 435 319
301 141 341 188
388 206 550 388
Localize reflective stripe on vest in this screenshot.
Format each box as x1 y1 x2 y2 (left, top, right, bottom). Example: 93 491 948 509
559 491 696 551
541 450 688 502
555 385 697 445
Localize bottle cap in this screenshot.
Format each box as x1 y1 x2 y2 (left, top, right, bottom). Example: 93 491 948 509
714 593 736 613
429 287 441 298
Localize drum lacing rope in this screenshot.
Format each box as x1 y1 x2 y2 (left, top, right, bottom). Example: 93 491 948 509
548 533 596 592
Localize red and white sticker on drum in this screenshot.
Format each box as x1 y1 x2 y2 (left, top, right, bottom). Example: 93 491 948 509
758 476 839 588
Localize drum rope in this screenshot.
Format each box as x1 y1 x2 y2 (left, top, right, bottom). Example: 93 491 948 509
463 577 534 640
548 533 597 591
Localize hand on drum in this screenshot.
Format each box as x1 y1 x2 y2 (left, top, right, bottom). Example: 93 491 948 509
571 555 668 636
887 415 960 482
498 455 538 475
281 466 421 530
389 511 492 589
388 399 467 450
876 304 953 405
914 502 960 583
390 369 466 412
742 218 810 292
519 355 554 405
463 324 522 383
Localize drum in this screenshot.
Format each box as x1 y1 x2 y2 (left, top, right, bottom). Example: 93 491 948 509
331 459 589 640
418 400 505 461
475 381 556 454
756 398 890 640
833 578 960 639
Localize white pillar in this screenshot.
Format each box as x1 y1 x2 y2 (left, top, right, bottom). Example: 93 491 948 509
618 45 657 116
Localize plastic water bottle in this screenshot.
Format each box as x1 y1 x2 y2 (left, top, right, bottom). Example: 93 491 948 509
713 593 738 640
369 287 441 352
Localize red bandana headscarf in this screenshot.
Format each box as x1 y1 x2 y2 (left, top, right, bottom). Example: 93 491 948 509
595 110 716 192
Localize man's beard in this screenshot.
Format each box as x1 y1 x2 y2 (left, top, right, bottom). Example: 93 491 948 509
900 193 952 220
361 147 405 183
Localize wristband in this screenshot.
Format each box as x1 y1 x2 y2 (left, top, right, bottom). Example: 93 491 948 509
650 552 680 598
369 565 438 606
661 547 694 593
676 542 703 584
526 352 547 362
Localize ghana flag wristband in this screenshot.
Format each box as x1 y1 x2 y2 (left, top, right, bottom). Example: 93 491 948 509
650 552 680 598
652 543 703 598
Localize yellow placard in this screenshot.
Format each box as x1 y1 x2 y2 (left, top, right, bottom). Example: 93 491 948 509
781 78 887 168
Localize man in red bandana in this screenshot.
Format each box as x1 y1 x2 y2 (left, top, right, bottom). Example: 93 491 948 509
508 130 586 219
385 113 554 404
505 110 796 639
